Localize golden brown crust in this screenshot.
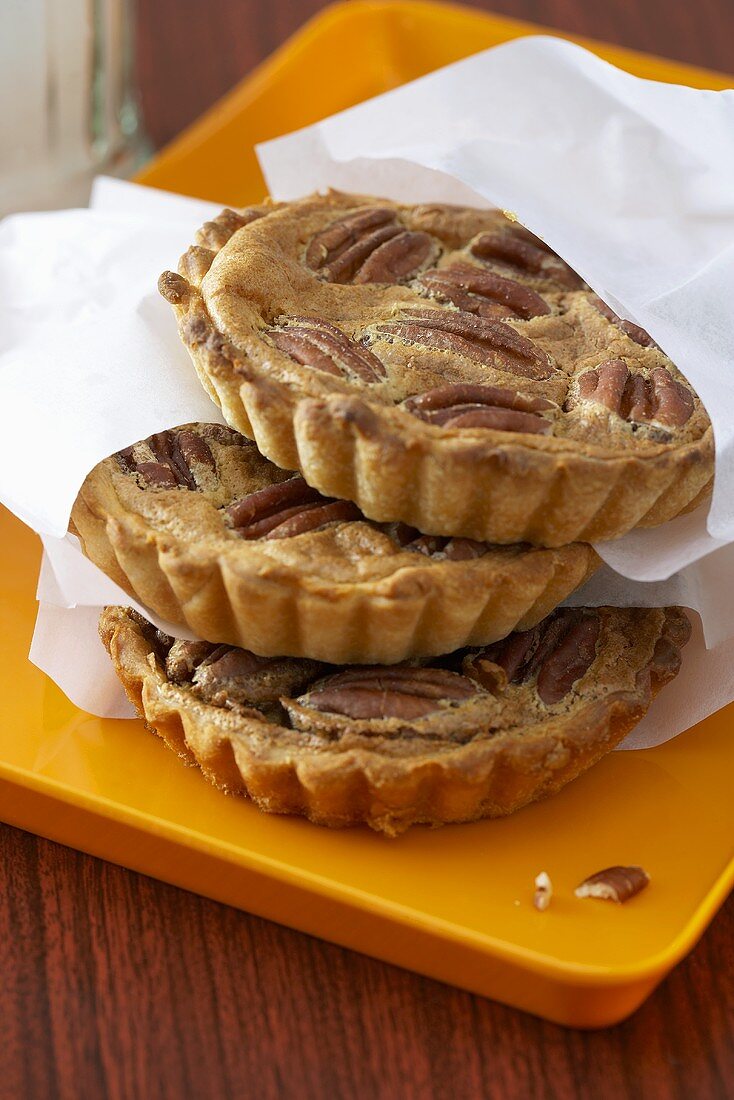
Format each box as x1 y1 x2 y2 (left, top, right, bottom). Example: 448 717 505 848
100 605 690 836
159 191 713 547
72 425 598 663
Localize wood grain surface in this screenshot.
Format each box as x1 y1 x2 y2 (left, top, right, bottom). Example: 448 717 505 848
2 2 733 1098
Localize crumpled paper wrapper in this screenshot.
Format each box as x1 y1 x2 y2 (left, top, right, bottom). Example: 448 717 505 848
0 39 731 748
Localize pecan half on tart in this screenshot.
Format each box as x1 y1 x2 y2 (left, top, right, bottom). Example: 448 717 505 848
100 604 691 835
159 192 712 547
71 424 597 663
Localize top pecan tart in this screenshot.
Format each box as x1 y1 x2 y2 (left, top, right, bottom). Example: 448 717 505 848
159 194 713 547
101 603 690 835
71 423 597 663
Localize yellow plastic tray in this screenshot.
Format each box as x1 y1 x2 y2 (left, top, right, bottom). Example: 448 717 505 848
3 0 733 1028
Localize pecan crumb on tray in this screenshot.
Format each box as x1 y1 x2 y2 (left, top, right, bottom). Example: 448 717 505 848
575 866 650 903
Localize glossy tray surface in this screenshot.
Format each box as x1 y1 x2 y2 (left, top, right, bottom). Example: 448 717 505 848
3 0 732 1027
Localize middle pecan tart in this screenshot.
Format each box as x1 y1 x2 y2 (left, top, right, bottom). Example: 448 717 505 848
101 604 691 835
71 423 597 663
159 192 713 547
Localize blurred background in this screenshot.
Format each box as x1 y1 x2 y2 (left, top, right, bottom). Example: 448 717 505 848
1 0 729 215
135 0 729 152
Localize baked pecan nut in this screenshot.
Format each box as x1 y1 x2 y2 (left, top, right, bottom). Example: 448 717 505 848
590 294 657 348
305 207 437 284
225 476 361 540
269 318 386 383
535 614 601 704
166 639 220 683
354 230 437 285
578 360 694 428
418 263 551 320
392 522 489 561
157 635 321 709
403 383 554 434
117 428 216 490
225 479 321 528
377 309 554 380
306 208 393 271
298 666 481 720
468 608 601 705
259 500 362 540
112 426 502 553
460 652 508 693
470 228 583 288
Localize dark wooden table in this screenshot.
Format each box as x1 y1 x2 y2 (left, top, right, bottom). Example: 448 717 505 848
2 2 733 1097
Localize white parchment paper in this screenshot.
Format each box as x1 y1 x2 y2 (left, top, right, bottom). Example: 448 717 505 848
0 179 225 536
0 38 732 745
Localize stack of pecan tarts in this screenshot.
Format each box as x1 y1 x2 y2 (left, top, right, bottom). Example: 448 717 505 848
74 193 703 834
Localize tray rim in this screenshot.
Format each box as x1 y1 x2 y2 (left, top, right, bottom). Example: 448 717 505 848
2 750 732 988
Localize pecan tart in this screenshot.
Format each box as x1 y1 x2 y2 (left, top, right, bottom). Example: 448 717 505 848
159 192 712 547
100 604 690 835
72 423 597 663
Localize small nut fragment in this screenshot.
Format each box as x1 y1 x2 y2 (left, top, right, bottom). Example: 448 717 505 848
534 871 553 911
574 866 650 903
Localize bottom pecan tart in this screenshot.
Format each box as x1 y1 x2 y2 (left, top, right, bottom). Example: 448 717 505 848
72 423 597 663
100 604 690 835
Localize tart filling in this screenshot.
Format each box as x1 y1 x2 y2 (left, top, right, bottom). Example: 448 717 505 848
159 193 713 546
72 423 597 663
100 604 690 835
